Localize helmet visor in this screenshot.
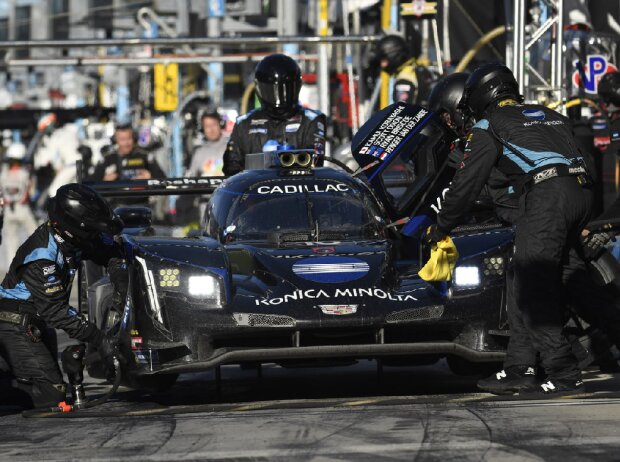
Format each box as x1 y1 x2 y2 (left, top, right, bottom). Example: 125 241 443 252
256 79 300 108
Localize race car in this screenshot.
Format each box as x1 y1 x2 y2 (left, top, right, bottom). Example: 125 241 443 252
81 106 515 390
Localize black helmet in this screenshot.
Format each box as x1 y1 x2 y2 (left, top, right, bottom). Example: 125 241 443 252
48 183 124 243
460 63 521 119
254 54 302 119
374 35 410 74
598 71 620 107
428 72 470 136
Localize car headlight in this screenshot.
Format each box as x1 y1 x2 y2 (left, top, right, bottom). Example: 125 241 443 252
137 257 225 310
158 268 181 288
453 266 481 288
482 256 505 276
188 274 220 302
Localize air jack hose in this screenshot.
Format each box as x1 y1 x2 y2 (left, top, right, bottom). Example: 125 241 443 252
21 357 122 418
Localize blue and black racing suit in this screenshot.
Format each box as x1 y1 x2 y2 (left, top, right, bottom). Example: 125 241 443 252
436 100 593 383
0 223 124 408
223 105 327 176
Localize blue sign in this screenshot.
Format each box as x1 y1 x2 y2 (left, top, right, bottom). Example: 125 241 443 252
573 55 618 94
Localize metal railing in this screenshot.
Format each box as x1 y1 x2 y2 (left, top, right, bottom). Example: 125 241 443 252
0 35 378 49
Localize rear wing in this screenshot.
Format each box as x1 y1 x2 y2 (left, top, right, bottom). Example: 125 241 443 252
83 177 227 198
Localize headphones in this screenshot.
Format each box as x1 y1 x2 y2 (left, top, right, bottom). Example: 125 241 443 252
111 123 139 144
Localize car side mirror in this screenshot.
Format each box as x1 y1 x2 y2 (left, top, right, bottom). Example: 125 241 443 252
115 207 152 229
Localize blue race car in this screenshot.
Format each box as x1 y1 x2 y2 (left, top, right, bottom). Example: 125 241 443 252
81 105 516 390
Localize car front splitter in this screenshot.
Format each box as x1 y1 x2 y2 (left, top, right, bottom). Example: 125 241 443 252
136 342 505 375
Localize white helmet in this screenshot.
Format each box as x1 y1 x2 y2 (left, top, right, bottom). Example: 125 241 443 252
5 143 26 161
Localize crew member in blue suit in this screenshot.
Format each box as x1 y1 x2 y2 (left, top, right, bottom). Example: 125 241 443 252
223 54 327 175
427 64 594 396
0 184 125 409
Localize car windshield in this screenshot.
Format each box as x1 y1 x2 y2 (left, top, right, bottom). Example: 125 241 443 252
209 178 384 243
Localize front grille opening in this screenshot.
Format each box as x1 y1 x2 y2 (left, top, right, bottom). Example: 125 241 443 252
232 313 296 327
212 326 458 351
385 305 444 323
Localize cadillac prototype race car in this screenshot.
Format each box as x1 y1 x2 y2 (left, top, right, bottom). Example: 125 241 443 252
81 104 517 390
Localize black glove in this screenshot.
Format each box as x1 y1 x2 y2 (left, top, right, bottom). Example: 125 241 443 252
423 224 447 247
582 230 616 261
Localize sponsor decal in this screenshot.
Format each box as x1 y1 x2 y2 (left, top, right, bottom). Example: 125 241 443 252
533 167 557 183
124 158 146 167
592 123 608 130
67 307 78 316
358 106 429 159
594 136 611 149
572 55 618 94
285 123 300 132
131 336 143 350
293 257 369 283
522 120 563 127
401 0 438 17
429 187 450 214
147 177 225 187
319 304 358 315
43 265 56 276
522 109 546 121
250 119 268 125
45 285 62 294
255 287 418 306
249 128 268 135
47 276 57 283
256 183 350 194
317 122 325 131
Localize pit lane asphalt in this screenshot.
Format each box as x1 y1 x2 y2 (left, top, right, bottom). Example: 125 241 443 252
2 355 620 461
1 290 620 460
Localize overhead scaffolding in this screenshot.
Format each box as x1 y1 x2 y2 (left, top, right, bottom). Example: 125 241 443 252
0 35 377 50
509 0 565 103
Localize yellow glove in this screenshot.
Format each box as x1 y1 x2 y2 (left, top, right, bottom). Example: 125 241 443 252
418 236 459 281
